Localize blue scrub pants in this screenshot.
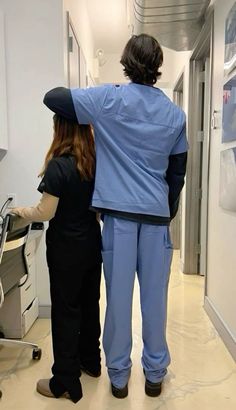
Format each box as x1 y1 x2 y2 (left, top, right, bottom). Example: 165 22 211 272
102 215 173 389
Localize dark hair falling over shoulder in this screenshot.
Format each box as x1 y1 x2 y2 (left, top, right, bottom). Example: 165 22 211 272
120 33 163 85
40 115 95 180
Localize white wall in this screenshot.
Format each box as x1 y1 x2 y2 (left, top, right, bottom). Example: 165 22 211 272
172 51 192 89
206 0 236 342
98 53 127 84
63 0 95 80
0 0 65 308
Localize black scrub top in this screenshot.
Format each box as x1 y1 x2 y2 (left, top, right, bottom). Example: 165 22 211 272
38 154 101 266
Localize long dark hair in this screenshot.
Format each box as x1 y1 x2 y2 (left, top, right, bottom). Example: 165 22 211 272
40 114 95 180
120 34 163 85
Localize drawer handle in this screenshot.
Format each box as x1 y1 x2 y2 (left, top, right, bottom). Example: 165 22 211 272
25 284 32 292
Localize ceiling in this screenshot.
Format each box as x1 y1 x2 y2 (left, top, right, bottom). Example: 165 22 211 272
86 0 211 55
132 0 211 51
86 0 131 55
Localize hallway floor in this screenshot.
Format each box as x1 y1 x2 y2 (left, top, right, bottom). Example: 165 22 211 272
0 251 235 409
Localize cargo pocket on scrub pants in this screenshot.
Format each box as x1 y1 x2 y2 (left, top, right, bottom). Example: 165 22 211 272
101 216 114 291
101 250 114 291
164 227 174 284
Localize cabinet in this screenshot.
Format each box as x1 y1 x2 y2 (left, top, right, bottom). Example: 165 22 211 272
0 233 40 338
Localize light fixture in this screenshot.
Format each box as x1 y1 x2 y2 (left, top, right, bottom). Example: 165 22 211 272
95 48 107 67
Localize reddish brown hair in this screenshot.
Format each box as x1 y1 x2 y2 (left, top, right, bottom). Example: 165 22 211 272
40 114 95 180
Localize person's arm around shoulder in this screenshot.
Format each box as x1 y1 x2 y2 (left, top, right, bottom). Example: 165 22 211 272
43 85 109 125
43 87 77 121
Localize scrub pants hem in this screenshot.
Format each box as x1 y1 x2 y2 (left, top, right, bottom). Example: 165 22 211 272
143 368 167 384
49 376 83 403
108 368 131 389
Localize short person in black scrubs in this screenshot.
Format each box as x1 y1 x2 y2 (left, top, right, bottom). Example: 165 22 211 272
13 114 102 403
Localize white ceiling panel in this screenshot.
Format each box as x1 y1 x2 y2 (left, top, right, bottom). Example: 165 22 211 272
86 0 131 54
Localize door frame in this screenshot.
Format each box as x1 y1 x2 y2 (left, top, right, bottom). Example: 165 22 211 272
66 12 81 88
172 72 184 250
183 11 214 277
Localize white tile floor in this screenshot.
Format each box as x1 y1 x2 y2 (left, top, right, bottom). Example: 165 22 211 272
0 251 236 409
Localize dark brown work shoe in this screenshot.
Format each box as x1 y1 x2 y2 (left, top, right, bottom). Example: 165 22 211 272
111 383 128 398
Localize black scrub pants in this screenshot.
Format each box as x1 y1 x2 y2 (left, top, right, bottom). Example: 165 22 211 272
46 230 101 403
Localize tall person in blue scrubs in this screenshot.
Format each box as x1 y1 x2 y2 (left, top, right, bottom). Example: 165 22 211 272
43 33 188 399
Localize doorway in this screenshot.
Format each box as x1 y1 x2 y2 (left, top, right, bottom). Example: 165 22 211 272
183 13 213 277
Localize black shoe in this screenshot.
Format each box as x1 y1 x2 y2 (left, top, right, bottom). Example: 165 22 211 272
143 369 162 397
111 383 128 399
80 364 101 378
145 379 162 397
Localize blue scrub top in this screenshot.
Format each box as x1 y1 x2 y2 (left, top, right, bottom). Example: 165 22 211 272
71 83 188 217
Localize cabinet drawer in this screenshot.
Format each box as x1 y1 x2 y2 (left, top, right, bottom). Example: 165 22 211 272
20 260 36 313
22 297 39 335
25 239 36 262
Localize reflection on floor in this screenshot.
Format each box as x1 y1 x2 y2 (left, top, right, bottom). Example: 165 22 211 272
0 251 236 409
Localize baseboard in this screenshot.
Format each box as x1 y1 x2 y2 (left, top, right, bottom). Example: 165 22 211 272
204 296 236 361
39 305 51 319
